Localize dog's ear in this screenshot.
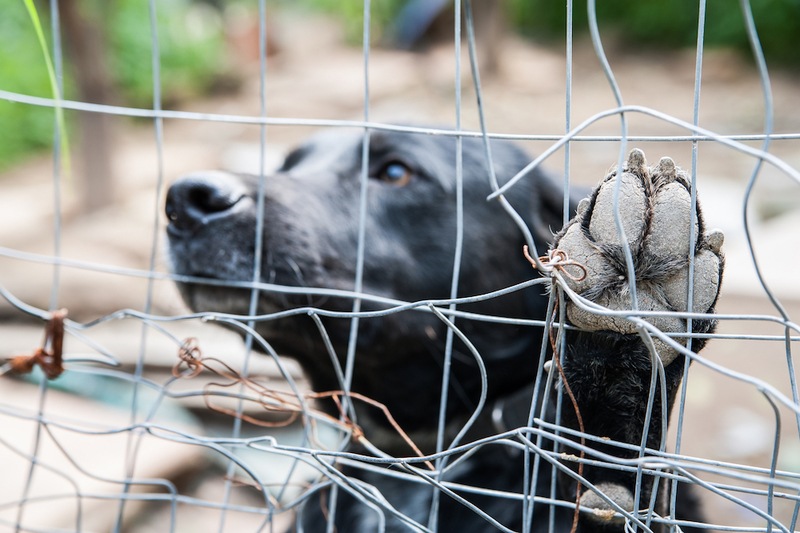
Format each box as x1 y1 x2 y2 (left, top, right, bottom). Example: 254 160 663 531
529 170 588 247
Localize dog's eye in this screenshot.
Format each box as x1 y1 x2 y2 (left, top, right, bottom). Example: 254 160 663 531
377 162 413 186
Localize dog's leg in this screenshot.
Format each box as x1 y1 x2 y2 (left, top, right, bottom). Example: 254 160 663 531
547 149 724 529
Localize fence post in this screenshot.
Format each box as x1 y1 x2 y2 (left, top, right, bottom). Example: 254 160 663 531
58 0 116 213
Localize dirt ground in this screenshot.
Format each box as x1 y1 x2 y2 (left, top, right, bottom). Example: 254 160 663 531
1 7 799 531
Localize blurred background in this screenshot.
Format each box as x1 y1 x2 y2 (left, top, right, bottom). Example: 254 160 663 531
1 1 799 530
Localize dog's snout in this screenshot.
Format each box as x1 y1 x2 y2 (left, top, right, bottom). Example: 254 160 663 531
166 172 246 233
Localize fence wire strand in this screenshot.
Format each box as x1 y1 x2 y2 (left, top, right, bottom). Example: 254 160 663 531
1 0 800 532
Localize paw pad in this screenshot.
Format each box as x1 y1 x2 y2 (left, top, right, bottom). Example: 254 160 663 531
552 149 724 364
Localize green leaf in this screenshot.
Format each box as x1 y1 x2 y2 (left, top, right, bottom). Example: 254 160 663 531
21 0 71 177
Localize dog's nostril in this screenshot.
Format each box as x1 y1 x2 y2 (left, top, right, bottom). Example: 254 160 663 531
165 199 179 222
166 172 246 231
187 182 238 213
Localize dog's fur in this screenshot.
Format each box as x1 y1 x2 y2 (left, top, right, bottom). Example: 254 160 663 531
165 129 712 532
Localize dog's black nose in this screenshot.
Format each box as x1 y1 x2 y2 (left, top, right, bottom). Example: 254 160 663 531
165 172 246 233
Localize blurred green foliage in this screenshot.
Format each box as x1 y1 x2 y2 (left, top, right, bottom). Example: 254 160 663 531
289 0 408 43
0 1 60 170
1 0 797 171
298 0 800 67
107 0 227 107
508 0 800 66
0 0 228 171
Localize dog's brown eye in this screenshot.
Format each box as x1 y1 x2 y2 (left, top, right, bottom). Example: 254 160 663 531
378 162 412 186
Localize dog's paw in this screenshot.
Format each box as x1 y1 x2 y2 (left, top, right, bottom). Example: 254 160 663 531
552 149 724 364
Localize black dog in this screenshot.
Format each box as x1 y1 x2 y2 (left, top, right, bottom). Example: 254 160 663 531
165 129 722 532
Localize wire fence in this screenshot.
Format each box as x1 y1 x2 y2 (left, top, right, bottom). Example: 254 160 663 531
1 0 799 532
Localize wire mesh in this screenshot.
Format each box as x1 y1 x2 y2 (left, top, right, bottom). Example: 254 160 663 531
1 1 799 532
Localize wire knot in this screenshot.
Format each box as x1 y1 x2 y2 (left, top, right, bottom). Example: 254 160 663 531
174 337 204 378
523 245 587 282
5 309 67 380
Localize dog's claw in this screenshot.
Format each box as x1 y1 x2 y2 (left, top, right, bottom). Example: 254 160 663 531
552 149 724 365
578 482 634 525
654 155 677 184
707 228 725 254
626 148 647 176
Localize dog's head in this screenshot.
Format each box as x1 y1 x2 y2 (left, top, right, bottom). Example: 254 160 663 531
165 128 573 432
